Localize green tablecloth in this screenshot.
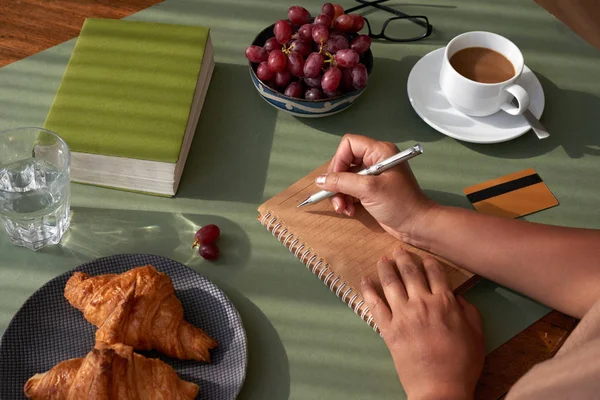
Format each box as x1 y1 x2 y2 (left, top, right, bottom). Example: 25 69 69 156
1 1 598 398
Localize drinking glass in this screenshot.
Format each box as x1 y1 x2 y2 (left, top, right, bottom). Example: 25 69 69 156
0 127 71 250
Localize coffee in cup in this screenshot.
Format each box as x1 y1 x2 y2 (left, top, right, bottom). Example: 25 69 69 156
439 31 529 117
450 47 515 84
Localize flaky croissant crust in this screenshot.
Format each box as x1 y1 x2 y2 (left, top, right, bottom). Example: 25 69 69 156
24 343 199 400
64 265 217 362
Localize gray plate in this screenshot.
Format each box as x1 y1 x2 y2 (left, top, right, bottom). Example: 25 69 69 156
0 254 247 399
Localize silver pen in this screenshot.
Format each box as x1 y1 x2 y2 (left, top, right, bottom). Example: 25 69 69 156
297 144 424 208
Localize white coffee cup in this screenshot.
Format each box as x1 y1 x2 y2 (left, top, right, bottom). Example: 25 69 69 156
439 31 529 117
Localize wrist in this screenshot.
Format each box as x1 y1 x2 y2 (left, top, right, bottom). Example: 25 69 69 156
404 203 446 252
408 384 474 400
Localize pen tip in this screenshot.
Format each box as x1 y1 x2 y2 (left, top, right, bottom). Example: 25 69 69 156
297 199 310 208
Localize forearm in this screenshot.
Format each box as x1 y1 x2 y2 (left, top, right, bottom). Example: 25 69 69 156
416 205 600 318
404 380 474 400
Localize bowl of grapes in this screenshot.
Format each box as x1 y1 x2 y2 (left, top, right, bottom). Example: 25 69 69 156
245 3 373 118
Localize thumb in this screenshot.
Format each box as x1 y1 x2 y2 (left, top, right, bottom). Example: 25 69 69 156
316 172 377 200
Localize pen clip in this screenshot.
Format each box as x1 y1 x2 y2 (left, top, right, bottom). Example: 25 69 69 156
370 163 386 172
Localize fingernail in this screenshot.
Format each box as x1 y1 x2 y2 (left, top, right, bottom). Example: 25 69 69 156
345 202 355 216
393 248 406 257
380 256 388 262
361 276 371 286
315 174 327 186
332 197 343 213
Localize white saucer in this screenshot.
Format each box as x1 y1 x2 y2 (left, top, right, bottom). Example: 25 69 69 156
407 47 545 144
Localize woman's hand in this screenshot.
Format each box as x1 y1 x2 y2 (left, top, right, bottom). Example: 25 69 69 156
315 134 436 248
361 249 485 400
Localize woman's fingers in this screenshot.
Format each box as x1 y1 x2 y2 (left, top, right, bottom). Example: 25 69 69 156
315 171 379 202
343 195 356 216
361 275 392 328
423 256 451 294
378 257 408 309
393 248 430 298
329 134 399 174
329 194 345 213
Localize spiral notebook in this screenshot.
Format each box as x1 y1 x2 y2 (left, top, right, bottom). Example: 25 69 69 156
258 163 478 332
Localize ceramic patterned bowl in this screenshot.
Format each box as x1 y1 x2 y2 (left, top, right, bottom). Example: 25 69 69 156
248 23 373 118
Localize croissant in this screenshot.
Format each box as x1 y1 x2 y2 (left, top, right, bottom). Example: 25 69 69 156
24 343 199 399
64 265 217 362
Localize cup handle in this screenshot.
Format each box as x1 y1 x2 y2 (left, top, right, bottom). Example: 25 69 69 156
500 84 530 115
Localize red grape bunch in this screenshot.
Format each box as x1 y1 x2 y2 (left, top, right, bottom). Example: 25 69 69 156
192 224 221 261
245 3 371 100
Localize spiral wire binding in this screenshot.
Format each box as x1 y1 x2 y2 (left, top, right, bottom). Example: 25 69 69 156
261 212 379 333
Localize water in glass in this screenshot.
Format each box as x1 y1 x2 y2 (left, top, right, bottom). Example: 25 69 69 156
0 127 70 250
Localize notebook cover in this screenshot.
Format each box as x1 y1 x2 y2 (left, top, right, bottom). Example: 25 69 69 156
258 163 477 332
44 18 209 163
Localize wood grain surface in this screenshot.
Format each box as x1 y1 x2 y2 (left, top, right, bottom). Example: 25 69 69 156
0 0 163 67
0 1 580 398
475 310 578 399
535 0 600 50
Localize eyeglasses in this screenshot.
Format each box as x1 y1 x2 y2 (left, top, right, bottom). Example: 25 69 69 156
345 0 433 42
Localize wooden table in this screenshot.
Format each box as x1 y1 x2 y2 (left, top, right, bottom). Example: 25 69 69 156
1 1 594 399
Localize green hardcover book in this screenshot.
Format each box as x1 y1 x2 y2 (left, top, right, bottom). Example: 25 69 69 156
44 18 215 196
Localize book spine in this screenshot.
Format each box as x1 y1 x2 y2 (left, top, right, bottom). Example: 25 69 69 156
260 212 379 333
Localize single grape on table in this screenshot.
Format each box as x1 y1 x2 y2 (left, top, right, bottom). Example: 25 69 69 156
199 244 220 261
193 224 221 260
194 224 220 245
245 2 372 100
